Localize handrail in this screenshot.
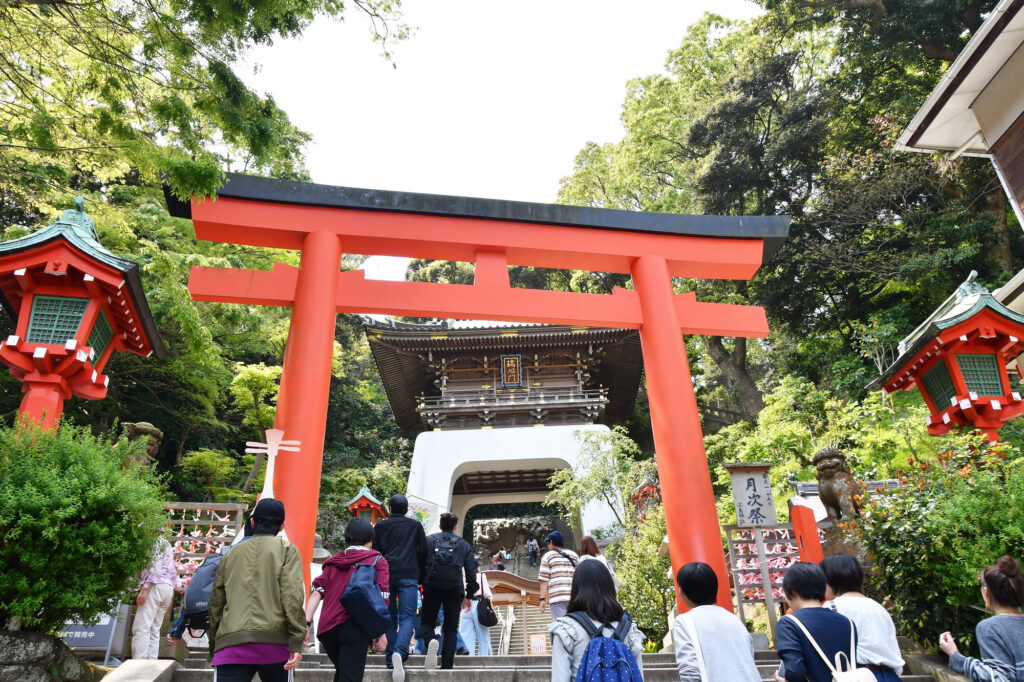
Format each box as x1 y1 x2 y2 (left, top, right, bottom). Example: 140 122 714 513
497 605 515 656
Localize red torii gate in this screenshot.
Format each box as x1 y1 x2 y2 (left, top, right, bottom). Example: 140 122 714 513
168 173 789 611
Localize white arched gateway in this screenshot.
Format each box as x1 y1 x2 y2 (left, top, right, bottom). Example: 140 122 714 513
364 319 642 539
406 423 619 536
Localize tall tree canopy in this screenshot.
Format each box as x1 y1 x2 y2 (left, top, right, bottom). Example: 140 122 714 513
556 10 1023 412
0 0 404 225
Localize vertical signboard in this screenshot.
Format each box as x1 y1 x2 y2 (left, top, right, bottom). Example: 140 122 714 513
500 354 523 387
723 462 776 527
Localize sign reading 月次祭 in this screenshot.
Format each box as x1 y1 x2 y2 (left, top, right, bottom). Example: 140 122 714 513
723 462 777 527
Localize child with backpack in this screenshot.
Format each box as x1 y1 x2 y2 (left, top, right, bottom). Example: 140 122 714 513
548 560 645 682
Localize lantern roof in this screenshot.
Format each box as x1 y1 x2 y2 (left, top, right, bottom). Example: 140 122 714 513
872 271 1024 389
0 197 166 358
345 485 383 509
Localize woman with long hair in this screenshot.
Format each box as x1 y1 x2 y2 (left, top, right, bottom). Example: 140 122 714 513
577 535 621 591
304 518 390 682
548 560 644 682
939 555 1024 681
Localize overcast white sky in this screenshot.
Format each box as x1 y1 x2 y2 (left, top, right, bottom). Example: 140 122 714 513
240 0 762 279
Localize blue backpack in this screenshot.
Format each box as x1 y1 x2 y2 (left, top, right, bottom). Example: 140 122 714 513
339 554 391 638
566 611 643 682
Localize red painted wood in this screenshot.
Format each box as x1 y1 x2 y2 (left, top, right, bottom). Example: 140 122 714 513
271 230 341 592
631 254 732 613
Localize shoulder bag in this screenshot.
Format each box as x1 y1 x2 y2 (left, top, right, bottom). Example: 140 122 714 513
678 611 709 682
780 613 873 682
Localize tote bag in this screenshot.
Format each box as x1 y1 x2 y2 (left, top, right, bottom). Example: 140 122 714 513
339 555 391 638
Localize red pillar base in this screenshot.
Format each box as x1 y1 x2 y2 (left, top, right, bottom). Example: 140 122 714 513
19 376 68 429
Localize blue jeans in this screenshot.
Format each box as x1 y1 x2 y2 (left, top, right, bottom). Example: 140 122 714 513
385 577 419 663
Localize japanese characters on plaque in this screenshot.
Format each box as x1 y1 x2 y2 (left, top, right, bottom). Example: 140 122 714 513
724 462 777 527
500 354 523 387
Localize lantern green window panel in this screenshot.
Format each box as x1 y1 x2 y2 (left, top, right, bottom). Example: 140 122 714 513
921 360 957 409
956 354 1004 396
26 296 89 345
88 311 113 356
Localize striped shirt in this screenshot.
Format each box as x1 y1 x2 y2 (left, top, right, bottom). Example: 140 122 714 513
539 549 578 605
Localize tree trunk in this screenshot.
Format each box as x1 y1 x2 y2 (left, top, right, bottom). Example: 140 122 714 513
982 188 1014 274
704 335 765 421
240 451 264 494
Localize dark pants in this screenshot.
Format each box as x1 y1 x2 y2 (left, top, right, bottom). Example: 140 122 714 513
319 619 371 682
420 587 464 669
212 663 288 682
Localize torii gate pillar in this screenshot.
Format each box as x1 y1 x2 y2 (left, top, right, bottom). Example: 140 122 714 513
632 255 731 608
273 231 341 589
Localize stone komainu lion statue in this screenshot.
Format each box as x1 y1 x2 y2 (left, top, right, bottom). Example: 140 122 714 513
122 421 164 466
813 446 862 522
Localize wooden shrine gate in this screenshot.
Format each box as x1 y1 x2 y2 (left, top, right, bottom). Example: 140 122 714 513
167 173 789 612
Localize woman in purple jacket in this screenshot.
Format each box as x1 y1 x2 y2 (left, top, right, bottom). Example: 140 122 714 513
304 518 390 682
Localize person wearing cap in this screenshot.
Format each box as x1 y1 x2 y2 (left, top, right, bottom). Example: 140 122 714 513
208 498 306 682
538 531 579 621
372 493 429 675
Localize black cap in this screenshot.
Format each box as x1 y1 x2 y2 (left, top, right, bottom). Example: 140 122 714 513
251 498 285 523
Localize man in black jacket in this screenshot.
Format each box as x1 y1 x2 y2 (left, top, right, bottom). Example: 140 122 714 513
372 494 428 676
420 512 478 671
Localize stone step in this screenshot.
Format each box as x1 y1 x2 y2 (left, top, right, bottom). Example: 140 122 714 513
178 650 932 682
172 667 936 682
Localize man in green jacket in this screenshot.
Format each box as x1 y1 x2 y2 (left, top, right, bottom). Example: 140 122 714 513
208 498 306 681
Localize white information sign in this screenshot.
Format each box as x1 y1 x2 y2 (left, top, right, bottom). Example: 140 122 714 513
529 633 548 655
724 462 777 527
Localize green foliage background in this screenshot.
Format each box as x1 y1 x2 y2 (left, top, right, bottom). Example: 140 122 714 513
852 436 1024 654
0 423 167 632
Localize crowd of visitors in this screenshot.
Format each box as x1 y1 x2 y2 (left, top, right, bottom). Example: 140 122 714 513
144 499 1024 682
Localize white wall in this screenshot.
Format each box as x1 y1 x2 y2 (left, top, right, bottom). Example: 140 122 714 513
406 424 620 535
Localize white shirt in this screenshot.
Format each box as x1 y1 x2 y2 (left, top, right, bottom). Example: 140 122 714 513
578 553 622 590
827 594 905 674
672 605 761 682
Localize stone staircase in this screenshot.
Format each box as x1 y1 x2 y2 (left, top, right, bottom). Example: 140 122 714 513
171 649 937 681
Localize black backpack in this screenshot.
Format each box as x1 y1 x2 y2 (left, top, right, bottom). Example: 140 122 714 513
177 552 224 636
424 533 463 590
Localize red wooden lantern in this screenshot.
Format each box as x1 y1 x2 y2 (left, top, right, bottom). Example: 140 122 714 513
345 486 388 524
0 197 165 427
873 272 1024 441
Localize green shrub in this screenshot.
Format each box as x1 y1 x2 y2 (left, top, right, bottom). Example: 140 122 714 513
181 448 238 500
610 507 675 643
851 432 1024 652
0 422 167 632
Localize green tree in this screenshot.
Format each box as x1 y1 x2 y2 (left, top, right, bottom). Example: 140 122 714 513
181 448 238 500
0 0 405 219
852 433 1024 651
545 426 653 531
0 422 166 632
610 507 674 642
230 362 282 492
